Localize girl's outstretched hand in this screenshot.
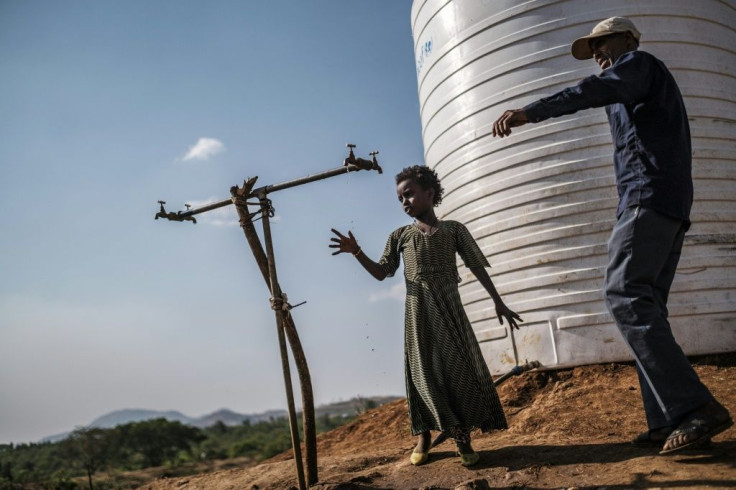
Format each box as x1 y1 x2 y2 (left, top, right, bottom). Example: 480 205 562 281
330 228 360 256
495 302 523 330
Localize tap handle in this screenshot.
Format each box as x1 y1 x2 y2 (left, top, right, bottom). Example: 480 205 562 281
344 143 357 166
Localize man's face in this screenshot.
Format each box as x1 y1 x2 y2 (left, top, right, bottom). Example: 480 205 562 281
589 32 634 70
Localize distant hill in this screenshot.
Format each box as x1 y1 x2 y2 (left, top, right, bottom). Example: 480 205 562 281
90 409 195 428
40 396 401 443
314 396 401 417
192 408 287 428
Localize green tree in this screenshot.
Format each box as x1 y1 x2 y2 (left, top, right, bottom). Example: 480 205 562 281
123 419 204 467
63 427 110 490
210 421 229 435
0 460 12 483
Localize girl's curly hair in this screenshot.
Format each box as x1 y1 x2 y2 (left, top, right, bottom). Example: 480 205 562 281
395 165 444 206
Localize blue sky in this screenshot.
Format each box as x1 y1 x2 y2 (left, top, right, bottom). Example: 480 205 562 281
0 0 424 444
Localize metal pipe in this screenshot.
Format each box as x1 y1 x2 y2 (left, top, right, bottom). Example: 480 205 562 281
259 164 353 194
175 164 365 218
491 365 524 386
259 195 306 490
179 199 232 217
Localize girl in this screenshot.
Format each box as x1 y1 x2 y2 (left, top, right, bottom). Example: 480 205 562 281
329 165 522 466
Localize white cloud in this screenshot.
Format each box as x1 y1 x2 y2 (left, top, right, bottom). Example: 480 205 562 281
368 282 405 302
182 137 225 161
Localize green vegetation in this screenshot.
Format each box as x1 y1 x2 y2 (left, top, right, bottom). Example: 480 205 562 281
0 412 354 490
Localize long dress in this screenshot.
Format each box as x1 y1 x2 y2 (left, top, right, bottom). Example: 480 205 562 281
377 220 508 435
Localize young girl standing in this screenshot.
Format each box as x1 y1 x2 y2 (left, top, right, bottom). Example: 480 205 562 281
330 165 522 466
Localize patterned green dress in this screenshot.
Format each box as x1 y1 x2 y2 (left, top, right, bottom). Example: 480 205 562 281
377 220 508 435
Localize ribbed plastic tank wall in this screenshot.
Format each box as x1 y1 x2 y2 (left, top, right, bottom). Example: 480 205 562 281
411 0 736 374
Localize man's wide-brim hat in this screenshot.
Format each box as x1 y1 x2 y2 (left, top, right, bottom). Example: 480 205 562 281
571 16 642 60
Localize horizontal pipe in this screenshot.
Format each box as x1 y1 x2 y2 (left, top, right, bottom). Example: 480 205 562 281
175 164 365 218
261 164 355 195
180 199 232 217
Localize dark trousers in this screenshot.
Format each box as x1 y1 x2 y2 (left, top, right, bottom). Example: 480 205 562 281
604 206 713 429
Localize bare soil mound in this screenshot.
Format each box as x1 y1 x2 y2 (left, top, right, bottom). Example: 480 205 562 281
142 355 736 489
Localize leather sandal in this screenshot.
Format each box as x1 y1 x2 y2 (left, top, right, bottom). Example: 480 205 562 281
631 427 674 446
660 403 733 455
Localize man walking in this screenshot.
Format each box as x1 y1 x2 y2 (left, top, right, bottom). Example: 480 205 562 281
491 17 732 454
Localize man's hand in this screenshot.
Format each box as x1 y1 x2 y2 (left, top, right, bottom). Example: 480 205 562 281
492 109 528 138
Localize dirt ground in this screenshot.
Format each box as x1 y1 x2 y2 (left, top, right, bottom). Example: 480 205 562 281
142 355 736 489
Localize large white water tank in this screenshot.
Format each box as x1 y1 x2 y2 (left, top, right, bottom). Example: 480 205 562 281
411 0 736 374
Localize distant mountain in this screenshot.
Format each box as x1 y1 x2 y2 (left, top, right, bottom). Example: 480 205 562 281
39 396 401 443
314 396 401 417
191 408 287 428
89 409 194 429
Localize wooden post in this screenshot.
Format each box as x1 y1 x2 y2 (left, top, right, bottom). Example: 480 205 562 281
230 181 318 486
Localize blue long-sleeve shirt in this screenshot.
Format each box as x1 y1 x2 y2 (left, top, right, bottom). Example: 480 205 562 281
523 50 693 224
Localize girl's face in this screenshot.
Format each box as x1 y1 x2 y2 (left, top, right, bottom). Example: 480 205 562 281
396 178 434 218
